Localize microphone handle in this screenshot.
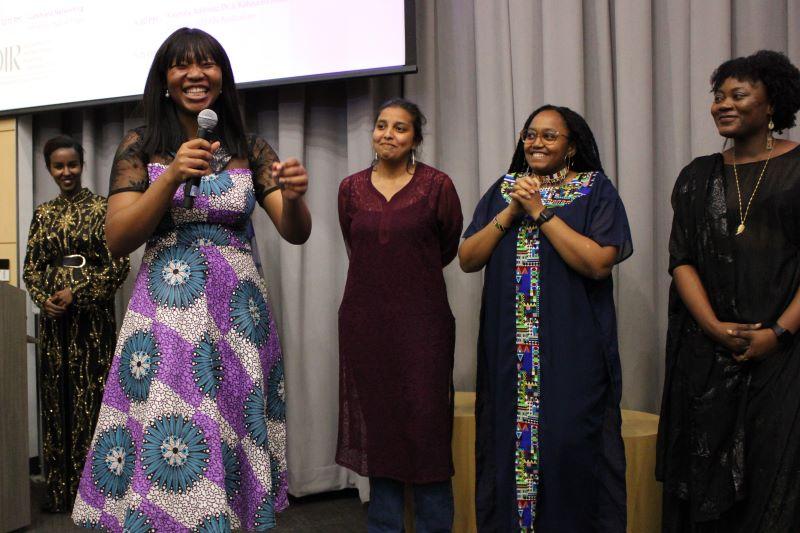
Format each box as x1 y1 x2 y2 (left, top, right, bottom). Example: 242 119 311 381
182 128 213 208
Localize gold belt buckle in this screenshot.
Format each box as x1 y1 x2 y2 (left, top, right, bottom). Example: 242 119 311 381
63 254 86 268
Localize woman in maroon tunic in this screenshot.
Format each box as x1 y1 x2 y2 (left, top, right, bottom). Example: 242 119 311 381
337 98 463 532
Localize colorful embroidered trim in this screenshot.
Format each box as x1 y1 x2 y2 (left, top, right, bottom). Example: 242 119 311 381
503 171 595 530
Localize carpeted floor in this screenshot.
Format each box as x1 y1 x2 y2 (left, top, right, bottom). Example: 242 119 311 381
21 480 368 532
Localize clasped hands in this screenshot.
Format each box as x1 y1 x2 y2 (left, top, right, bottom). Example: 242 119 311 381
44 287 73 319
508 175 546 219
712 321 779 362
167 138 308 200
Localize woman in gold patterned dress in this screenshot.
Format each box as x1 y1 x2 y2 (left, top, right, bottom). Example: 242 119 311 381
23 135 130 512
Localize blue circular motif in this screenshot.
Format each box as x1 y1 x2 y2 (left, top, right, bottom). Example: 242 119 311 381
200 170 234 197
148 245 208 309
232 227 250 246
123 508 154 533
244 384 269 449
269 452 283 498
91 425 135 499
178 223 231 248
192 513 232 533
141 414 210 494
119 330 161 402
230 280 270 347
254 497 276 531
266 363 286 421
77 519 107 531
192 333 223 399
222 441 241 501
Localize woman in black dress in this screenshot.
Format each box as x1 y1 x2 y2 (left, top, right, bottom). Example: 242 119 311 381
657 50 800 532
23 136 129 512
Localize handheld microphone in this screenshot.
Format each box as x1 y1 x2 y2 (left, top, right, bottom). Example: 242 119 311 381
183 108 219 208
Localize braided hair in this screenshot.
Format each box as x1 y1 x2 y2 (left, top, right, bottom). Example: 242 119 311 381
508 105 604 175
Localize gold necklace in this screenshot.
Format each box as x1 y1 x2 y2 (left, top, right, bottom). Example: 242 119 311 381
732 146 772 235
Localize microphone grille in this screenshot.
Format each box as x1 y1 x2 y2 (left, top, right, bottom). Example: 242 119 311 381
197 109 218 131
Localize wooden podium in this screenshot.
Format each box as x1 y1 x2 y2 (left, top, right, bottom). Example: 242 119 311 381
0 282 30 531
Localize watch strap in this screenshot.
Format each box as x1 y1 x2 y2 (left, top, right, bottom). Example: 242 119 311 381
766 321 794 348
535 207 555 226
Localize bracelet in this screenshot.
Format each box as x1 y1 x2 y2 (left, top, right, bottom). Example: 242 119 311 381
492 216 506 233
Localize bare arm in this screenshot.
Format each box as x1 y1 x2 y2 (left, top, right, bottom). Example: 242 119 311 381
105 137 217 257
249 137 311 245
731 278 800 361
514 175 618 280
672 264 761 354
258 158 311 245
536 217 618 280
458 204 520 272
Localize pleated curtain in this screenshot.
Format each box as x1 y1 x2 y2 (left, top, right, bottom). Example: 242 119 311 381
20 0 800 497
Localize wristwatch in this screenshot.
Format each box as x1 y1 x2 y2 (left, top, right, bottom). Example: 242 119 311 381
535 207 555 226
766 321 794 348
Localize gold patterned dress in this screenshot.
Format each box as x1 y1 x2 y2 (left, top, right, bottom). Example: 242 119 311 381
23 187 130 512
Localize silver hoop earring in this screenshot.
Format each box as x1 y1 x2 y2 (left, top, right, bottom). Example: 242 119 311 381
411 149 416 166
372 152 379 166
524 163 532 176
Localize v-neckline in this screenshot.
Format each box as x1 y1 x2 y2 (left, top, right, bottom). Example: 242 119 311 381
369 165 419 203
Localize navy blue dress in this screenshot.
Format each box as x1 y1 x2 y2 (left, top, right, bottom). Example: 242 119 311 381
464 171 632 532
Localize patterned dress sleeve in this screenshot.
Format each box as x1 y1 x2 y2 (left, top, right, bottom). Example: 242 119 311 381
586 173 633 264
247 135 281 202
436 174 463 266
69 196 130 307
108 128 148 196
23 206 59 308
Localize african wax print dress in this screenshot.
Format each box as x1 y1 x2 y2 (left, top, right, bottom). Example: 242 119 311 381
464 171 632 532
24 188 130 512
72 129 288 532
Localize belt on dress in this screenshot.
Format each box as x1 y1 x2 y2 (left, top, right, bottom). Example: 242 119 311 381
52 254 87 268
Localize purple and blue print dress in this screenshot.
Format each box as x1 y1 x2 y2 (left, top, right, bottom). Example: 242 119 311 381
72 130 288 532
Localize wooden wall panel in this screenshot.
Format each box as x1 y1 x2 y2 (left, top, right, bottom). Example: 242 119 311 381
0 118 17 287
0 283 31 530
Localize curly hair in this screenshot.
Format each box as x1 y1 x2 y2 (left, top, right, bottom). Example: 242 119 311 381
508 105 604 175
711 50 800 133
43 135 84 168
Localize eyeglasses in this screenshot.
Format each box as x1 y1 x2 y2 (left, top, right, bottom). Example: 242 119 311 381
520 129 568 145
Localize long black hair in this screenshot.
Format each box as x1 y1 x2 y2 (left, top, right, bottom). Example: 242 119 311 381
141 28 248 158
508 105 604 175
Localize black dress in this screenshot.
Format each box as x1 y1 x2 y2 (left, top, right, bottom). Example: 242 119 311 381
657 145 800 532
23 188 129 512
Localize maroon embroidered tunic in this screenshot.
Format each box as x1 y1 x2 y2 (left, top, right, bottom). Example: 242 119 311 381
336 162 463 483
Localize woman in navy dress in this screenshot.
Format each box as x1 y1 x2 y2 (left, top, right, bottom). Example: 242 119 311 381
459 105 632 532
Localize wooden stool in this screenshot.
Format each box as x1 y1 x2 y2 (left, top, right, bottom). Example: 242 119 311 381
406 392 662 533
